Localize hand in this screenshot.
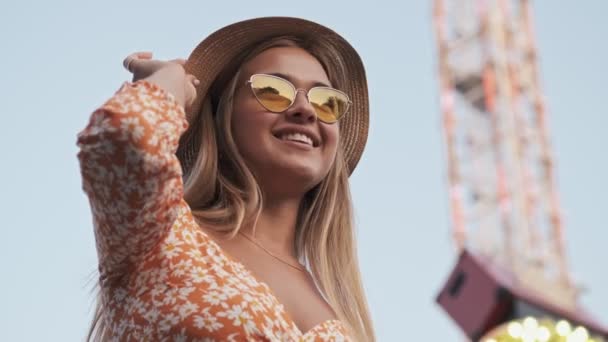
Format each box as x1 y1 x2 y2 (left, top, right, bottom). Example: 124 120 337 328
123 52 199 113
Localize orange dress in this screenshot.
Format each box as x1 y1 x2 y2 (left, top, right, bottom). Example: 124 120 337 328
77 81 351 341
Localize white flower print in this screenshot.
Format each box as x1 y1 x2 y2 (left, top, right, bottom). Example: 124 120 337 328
223 304 253 327
178 301 199 319
143 306 160 323
172 258 193 277
190 266 211 283
202 290 227 306
119 116 145 142
178 286 195 300
78 82 351 341
158 312 180 332
220 285 240 299
141 109 159 125
113 288 127 302
193 308 224 332
161 233 184 259
185 247 204 259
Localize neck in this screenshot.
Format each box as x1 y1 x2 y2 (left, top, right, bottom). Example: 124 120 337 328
241 194 303 258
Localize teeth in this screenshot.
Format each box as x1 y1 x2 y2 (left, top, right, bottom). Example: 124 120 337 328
280 132 313 146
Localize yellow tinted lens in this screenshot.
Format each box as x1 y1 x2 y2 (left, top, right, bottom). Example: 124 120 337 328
308 87 350 123
250 75 295 112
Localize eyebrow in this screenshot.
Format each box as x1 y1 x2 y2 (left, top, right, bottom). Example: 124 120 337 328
267 72 332 88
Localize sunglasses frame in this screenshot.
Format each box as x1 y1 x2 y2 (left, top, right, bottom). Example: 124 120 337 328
246 73 351 124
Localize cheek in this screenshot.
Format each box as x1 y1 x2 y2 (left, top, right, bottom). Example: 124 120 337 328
230 110 248 148
231 99 276 162
231 98 263 144
323 124 340 160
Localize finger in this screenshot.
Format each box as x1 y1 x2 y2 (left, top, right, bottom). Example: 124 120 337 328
184 83 198 113
185 76 199 105
132 51 153 60
186 74 200 87
169 58 187 66
123 51 153 65
123 52 153 72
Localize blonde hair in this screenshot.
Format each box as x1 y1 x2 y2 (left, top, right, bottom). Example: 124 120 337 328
89 36 375 342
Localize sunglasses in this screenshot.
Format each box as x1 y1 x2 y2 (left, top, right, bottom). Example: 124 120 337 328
246 74 351 124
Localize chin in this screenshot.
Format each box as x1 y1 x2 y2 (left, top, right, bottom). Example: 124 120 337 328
258 159 328 197
282 160 324 181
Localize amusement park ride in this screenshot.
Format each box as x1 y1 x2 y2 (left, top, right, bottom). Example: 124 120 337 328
431 0 608 340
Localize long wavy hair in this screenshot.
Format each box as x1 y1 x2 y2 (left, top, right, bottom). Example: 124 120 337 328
89 36 375 342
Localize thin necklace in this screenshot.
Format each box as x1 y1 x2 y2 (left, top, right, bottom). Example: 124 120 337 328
238 231 307 273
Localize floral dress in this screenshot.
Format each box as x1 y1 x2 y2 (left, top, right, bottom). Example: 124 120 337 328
77 81 351 341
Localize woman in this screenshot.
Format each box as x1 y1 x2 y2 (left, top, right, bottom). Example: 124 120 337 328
78 17 374 341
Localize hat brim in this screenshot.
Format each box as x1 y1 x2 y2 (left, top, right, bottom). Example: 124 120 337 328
183 16 368 175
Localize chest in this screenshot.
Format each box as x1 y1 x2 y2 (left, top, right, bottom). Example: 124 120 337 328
215 237 338 333
101 208 351 340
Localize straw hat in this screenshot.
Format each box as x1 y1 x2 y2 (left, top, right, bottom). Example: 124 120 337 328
180 16 369 175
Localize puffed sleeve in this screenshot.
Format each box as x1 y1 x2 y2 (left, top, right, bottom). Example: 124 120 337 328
77 81 189 283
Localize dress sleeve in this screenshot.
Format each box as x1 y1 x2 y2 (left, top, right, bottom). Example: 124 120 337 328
77 81 189 282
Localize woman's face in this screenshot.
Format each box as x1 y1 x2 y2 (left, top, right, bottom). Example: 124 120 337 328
232 46 340 198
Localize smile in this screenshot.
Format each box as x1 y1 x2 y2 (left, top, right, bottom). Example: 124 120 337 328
278 132 314 146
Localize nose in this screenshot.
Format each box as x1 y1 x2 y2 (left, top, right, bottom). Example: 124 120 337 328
284 89 317 123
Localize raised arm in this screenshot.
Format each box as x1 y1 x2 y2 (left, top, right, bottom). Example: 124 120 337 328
77 53 199 283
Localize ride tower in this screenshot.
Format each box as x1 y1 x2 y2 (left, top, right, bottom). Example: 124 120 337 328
432 0 608 340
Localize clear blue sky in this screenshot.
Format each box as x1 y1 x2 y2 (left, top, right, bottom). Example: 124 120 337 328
1 1 606 341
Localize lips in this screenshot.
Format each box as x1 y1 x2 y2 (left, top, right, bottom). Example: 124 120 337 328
272 127 320 147
278 132 313 146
